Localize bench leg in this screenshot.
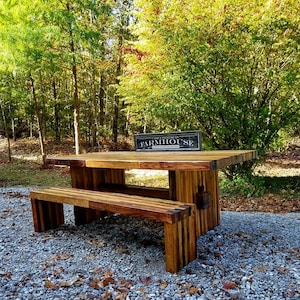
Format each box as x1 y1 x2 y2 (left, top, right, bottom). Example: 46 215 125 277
31 199 64 232
164 207 196 273
70 167 125 225
74 207 104 226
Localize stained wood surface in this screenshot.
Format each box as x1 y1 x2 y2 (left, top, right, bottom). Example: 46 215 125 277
30 187 194 224
45 150 257 171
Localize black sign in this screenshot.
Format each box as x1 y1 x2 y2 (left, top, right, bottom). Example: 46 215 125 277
134 131 201 151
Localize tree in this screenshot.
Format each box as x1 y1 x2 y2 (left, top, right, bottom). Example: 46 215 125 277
120 0 300 176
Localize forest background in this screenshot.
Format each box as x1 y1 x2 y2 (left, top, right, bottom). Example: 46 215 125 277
0 0 299 184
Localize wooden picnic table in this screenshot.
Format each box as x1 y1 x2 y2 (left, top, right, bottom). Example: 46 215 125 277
46 150 257 237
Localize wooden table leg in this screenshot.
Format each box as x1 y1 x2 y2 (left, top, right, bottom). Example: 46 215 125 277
169 170 220 237
70 166 125 225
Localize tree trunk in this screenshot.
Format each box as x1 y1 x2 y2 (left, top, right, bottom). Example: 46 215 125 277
113 31 123 145
67 2 82 155
0 100 12 162
99 74 105 128
53 80 60 141
9 104 16 142
30 74 46 164
91 69 97 148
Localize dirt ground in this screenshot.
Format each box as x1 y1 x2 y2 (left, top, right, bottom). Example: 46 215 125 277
1 137 299 213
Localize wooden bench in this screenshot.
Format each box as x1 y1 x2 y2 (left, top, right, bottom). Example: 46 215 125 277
30 187 196 273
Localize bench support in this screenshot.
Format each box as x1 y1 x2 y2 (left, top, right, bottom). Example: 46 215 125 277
164 211 196 272
31 199 64 232
70 167 125 225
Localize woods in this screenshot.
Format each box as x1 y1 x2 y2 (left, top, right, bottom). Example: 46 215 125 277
0 0 300 173
0 0 131 152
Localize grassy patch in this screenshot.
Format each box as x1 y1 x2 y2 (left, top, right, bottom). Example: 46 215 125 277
126 173 169 188
0 159 71 187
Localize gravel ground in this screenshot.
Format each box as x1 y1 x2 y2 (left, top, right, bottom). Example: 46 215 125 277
0 187 299 300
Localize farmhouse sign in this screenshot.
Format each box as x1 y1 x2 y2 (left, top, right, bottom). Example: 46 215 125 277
134 130 202 151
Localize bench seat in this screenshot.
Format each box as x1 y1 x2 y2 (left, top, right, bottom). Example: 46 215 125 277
30 187 196 273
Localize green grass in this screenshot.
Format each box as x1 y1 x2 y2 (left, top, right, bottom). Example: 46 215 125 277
0 159 71 187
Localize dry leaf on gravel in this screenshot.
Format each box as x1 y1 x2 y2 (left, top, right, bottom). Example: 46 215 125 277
44 280 57 289
189 286 201 295
139 276 152 285
254 265 269 272
222 281 237 290
88 240 105 248
59 276 79 287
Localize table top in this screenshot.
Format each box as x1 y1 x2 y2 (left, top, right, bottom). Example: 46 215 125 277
45 150 257 171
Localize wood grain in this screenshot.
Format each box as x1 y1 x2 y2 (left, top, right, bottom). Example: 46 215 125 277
45 150 258 171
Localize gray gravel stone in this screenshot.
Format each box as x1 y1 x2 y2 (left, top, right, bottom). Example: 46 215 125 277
0 186 299 299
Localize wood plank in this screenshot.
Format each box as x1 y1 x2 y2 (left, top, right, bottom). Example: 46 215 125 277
97 184 171 199
30 187 193 224
30 189 90 207
45 150 258 171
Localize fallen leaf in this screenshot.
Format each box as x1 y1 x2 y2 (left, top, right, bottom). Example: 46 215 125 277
53 267 64 277
45 280 57 289
0 272 12 279
102 277 115 287
214 252 222 257
254 265 269 272
287 290 295 297
101 291 111 300
60 276 79 287
189 286 200 295
89 279 101 290
52 253 71 260
278 266 288 274
89 267 102 274
160 281 168 290
140 276 152 285
88 240 105 248
119 278 133 288
115 292 127 300
145 258 151 264
216 264 225 272
117 287 130 294
236 232 251 239
222 281 237 290
104 269 113 278
116 247 130 255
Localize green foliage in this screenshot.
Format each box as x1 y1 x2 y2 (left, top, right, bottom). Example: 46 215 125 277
220 173 266 197
120 0 300 176
0 0 132 146
220 172 300 199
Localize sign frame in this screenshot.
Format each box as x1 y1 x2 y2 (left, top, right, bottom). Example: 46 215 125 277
134 130 202 152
